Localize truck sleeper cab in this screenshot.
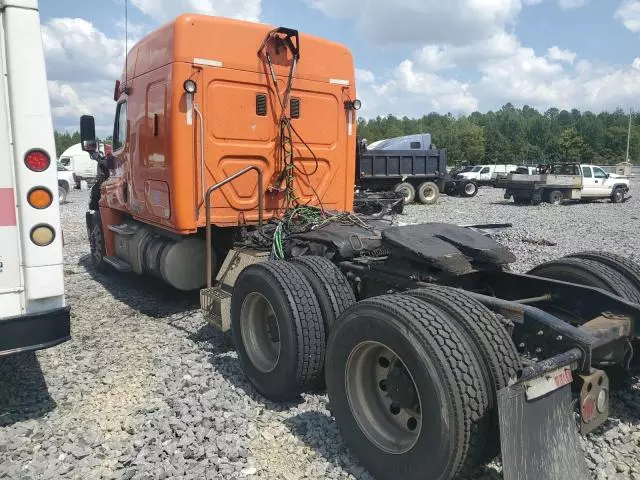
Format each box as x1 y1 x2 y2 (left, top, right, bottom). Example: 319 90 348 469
83 15 358 290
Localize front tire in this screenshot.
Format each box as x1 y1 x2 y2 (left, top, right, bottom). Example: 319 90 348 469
58 185 68 204
231 261 326 401
417 182 440 205
394 182 416 205
461 181 479 198
88 211 107 272
326 295 490 480
611 187 625 203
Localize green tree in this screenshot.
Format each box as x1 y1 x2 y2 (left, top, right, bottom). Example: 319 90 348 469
559 128 585 161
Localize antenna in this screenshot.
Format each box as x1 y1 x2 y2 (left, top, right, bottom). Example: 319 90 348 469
626 108 633 163
124 0 128 88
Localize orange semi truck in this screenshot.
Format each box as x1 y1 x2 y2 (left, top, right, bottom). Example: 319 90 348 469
81 14 640 480
82 15 357 290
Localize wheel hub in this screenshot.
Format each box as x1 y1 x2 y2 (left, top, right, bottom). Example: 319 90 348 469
385 361 419 410
345 341 423 454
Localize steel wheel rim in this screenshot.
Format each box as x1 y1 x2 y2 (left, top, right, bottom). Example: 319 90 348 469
240 292 281 373
464 183 476 195
346 341 422 454
615 190 623 202
400 188 412 202
423 186 437 201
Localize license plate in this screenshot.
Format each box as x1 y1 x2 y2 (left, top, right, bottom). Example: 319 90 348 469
524 366 573 401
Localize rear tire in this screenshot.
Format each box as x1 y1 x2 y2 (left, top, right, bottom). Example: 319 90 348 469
288 256 356 333
231 261 326 401
406 286 521 462
528 257 640 304
417 182 440 205
394 182 416 205
547 190 563 205
566 251 640 299
326 294 491 480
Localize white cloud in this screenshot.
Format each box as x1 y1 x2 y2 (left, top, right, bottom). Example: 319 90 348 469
557 0 588 9
546 46 577 64
306 0 523 45
42 18 127 136
356 69 375 83
130 0 261 22
615 0 640 32
357 60 478 118
48 81 116 136
416 32 520 71
41 18 125 83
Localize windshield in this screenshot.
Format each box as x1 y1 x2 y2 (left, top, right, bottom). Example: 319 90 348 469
471 166 483 172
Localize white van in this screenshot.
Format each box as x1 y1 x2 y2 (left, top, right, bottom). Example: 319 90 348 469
458 164 518 186
58 142 105 186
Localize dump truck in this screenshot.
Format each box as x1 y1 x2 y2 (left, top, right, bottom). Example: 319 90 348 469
0 0 70 357
497 163 630 205
357 135 479 204
81 15 640 480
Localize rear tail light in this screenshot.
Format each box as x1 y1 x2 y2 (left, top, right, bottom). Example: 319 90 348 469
30 224 56 246
27 187 53 209
24 149 50 172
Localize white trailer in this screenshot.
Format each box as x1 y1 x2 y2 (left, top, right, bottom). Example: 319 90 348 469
0 0 70 356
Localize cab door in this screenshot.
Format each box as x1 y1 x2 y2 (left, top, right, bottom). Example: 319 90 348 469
479 166 492 182
593 167 613 196
581 166 598 197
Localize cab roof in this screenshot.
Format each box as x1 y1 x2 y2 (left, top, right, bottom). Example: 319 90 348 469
121 15 355 86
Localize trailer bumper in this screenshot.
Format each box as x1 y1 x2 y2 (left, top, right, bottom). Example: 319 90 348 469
0 306 71 357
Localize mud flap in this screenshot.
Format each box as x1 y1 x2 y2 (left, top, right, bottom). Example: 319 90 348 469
498 378 589 480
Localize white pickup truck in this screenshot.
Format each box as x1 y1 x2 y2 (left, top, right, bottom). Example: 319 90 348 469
498 163 630 205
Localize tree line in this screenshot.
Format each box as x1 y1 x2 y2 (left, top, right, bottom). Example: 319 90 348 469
54 131 112 158
357 104 639 166
55 103 638 166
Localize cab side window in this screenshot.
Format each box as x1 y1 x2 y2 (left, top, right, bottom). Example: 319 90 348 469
113 101 128 151
582 166 592 178
593 167 607 179
481 167 490 174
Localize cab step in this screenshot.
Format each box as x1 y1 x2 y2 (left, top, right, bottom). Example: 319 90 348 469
104 256 132 272
108 224 138 236
200 286 232 331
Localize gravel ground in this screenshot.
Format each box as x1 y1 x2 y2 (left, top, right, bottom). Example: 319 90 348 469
1 184 640 480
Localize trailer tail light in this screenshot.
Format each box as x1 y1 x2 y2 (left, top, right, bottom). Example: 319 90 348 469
27 187 53 209
24 149 50 172
30 224 56 246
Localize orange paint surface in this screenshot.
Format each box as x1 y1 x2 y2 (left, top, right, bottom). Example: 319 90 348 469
100 15 357 233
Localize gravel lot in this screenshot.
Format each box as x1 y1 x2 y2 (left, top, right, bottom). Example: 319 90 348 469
2 184 640 480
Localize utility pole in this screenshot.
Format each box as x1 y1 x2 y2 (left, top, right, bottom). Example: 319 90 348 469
626 108 633 162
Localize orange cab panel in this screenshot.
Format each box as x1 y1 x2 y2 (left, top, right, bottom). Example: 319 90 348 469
103 14 357 233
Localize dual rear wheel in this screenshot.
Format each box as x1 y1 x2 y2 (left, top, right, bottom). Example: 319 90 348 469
231 258 519 480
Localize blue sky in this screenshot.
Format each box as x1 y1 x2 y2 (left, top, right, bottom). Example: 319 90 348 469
39 0 640 134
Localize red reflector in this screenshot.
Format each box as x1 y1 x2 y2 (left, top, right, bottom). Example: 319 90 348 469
24 149 50 172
